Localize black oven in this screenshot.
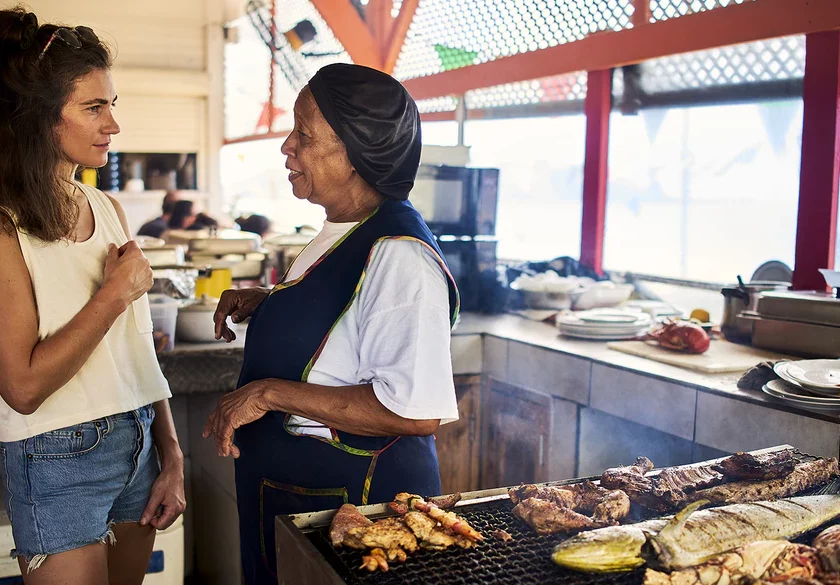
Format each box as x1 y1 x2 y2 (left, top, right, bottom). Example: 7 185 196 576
437 237 500 313
412 165 499 237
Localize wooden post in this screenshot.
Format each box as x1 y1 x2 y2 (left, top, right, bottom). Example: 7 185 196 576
580 69 613 273
792 31 840 290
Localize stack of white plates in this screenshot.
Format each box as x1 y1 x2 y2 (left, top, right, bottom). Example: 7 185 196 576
762 360 840 411
556 309 652 340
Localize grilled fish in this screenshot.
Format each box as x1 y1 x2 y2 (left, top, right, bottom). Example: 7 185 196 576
553 495 840 573
551 518 669 572
651 495 840 570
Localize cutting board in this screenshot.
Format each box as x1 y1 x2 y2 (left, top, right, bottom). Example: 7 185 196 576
606 340 788 374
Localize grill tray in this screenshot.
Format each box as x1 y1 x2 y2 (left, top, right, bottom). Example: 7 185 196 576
281 448 837 585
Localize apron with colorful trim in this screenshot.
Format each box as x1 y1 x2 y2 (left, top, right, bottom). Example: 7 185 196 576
233 199 459 585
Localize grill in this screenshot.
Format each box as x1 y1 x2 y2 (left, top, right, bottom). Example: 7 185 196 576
275 446 837 585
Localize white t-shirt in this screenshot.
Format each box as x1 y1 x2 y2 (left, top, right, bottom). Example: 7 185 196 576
284 219 459 439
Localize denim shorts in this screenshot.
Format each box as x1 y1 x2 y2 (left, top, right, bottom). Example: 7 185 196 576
0 405 158 566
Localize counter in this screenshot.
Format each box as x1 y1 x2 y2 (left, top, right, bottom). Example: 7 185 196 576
162 313 840 585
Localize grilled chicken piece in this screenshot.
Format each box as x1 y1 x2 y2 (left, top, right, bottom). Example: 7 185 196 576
330 504 373 548
694 459 839 505
512 497 605 535
403 510 476 550
713 449 797 481
349 517 418 554
591 489 631 524
509 484 576 507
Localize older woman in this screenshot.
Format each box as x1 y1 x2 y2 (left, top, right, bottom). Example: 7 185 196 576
203 64 459 584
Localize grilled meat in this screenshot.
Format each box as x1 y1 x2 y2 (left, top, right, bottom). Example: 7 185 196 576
713 449 798 481
601 457 656 492
329 504 373 548
601 457 723 513
350 517 418 554
651 495 840 570
403 510 476 550
392 493 483 541
492 530 513 542
693 459 839 505
513 497 604 535
427 493 462 510
360 548 388 572
814 525 840 572
510 481 630 534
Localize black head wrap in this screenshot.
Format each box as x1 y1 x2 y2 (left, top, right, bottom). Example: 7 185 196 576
308 63 421 201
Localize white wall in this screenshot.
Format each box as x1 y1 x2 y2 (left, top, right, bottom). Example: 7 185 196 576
19 0 226 216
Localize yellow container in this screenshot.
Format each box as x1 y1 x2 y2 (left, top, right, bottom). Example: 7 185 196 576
195 268 232 300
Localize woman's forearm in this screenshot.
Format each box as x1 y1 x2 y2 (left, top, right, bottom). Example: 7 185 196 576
151 399 184 472
255 379 439 437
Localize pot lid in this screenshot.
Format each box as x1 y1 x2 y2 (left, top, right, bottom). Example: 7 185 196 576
180 294 220 312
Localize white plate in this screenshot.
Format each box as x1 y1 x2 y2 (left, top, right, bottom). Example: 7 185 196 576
774 362 840 397
783 359 840 390
763 379 840 406
558 328 649 341
578 313 642 324
762 384 840 412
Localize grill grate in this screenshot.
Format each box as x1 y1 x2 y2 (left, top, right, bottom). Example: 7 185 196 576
307 498 648 585
302 451 837 585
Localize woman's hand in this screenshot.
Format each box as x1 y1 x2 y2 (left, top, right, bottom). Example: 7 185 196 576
99 241 153 310
140 461 186 531
213 288 270 341
202 381 271 458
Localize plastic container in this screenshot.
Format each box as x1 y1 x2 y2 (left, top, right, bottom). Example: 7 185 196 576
144 516 185 585
148 294 180 352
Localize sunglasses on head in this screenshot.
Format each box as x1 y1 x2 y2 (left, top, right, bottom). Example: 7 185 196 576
38 26 100 61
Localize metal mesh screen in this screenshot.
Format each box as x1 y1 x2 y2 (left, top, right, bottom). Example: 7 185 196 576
394 0 633 81
641 35 804 93
466 71 588 110
416 96 459 114
651 0 755 22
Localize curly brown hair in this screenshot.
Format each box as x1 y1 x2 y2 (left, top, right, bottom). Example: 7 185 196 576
0 6 112 241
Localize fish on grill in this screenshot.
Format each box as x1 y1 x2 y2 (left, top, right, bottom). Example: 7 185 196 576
712 449 798 481
693 459 839 505
510 480 631 534
552 518 670 572
643 540 821 585
553 494 840 572
651 495 840 570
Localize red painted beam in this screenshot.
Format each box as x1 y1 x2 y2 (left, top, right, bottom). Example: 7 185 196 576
310 0 382 68
792 31 840 291
579 69 612 273
632 0 651 28
382 0 420 74
403 0 840 101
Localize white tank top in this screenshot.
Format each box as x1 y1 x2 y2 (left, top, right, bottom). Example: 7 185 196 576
0 183 171 442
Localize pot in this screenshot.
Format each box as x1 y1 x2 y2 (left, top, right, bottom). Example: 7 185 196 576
721 278 789 341
176 295 229 343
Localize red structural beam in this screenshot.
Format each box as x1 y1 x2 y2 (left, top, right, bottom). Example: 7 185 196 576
402 0 840 101
310 0 382 68
382 0 420 74
792 31 840 291
579 69 612 273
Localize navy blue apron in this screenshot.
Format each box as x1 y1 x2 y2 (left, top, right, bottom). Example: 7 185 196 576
233 199 459 585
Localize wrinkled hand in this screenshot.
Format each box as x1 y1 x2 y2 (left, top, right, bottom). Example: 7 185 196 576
213 288 270 342
100 241 153 308
202 381 271 458
140 466 186 530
